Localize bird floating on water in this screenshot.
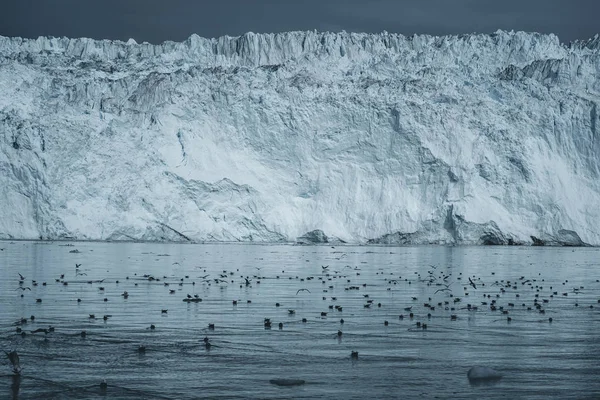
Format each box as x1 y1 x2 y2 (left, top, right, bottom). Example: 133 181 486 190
5 351 21 374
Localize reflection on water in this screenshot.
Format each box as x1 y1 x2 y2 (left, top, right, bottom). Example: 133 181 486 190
1 242 599 399
10 374 20 399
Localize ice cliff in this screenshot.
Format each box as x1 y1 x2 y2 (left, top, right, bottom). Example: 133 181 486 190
0 30 599 245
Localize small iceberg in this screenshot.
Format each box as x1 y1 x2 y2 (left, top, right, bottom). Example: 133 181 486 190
269 379 306 387
467 366 503 383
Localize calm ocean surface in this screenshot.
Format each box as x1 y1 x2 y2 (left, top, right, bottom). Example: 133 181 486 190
1 241 599 399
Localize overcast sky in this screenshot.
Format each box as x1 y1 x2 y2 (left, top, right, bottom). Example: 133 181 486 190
1 0 598 44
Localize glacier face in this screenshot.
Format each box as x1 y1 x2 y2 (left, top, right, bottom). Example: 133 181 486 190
0 30 599 245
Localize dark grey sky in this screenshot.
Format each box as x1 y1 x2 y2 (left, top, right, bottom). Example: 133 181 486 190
1 0 598 44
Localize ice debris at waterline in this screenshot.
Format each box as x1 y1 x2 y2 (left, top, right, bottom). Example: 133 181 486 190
0 31 599 245
467 366 503 382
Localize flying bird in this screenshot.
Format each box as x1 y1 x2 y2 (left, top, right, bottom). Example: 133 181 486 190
296 289 311 295
469 277 477 290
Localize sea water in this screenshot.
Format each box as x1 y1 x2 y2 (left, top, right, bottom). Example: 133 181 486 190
1 241 599 399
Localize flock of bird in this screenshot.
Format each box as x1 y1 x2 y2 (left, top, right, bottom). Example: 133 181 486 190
3 244 600 394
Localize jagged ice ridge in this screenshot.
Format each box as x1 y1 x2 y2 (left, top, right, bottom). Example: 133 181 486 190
0 30 599 245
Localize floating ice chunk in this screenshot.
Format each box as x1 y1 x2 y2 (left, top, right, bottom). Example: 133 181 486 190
467 366 503 382
269 379 306 386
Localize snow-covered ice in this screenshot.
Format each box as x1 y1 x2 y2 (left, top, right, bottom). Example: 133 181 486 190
0 30 599 244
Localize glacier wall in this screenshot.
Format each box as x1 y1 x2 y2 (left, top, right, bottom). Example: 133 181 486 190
0 30 599 245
